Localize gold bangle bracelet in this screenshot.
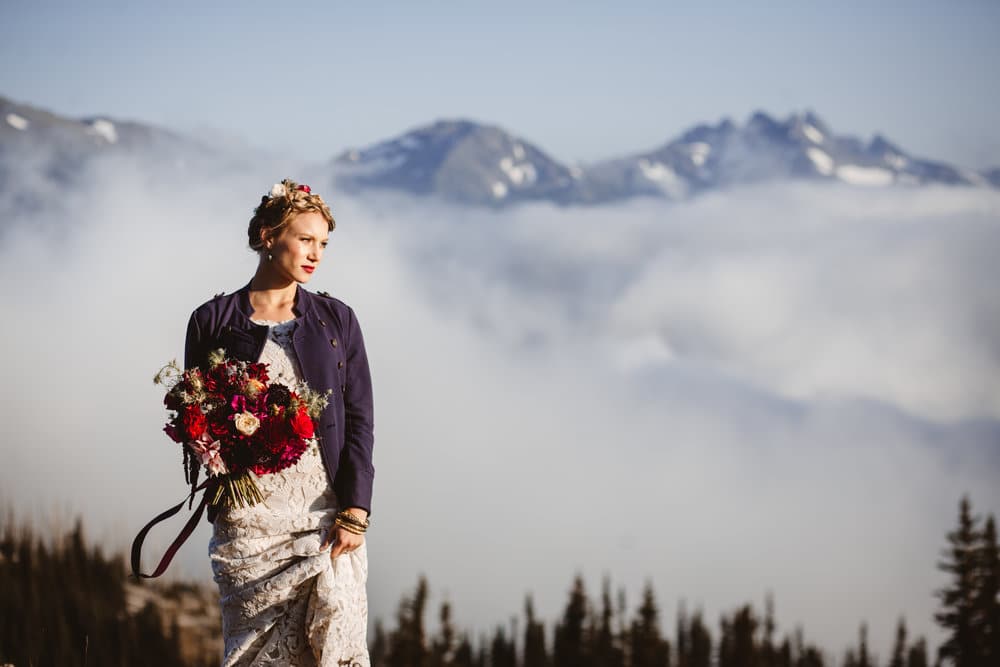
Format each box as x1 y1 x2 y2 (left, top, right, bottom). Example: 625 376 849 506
335 520 366 534
336 512 370 528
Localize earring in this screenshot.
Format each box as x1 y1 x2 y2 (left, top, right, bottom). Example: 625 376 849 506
267 252 273 261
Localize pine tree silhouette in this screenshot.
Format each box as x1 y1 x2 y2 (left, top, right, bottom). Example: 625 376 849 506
676 602 712 667
490 624 517 667
761 593 780 667
842 622 873 667
905 637 928 667
890 617 908 667
630 580 670 667
372 619 389 667
935 495 984 666
388 575 430 667
975 515 1000 665
592 576 625 666
523 595 549 667
718 604 760 667
553 574 590 667
452 633 476 667
429 600 457 667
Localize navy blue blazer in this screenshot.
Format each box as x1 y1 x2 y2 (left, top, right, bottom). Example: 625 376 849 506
183 280 375 517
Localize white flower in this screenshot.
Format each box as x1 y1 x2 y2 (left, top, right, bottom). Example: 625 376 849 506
234 411 261 436
269 182 287 199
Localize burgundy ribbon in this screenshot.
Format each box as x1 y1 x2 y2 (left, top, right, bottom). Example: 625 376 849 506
131 479 217 579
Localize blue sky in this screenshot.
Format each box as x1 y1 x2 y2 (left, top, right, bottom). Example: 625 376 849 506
3 1 998 168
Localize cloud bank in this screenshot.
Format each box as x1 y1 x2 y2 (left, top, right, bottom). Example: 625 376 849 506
1 154 999 661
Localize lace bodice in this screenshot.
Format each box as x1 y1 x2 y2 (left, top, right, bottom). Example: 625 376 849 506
252 318 300 384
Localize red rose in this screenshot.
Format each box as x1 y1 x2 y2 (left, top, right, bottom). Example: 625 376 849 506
289 408 315 439
182 405 207 440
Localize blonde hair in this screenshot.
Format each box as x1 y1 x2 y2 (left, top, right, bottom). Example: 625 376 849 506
248 178 335 252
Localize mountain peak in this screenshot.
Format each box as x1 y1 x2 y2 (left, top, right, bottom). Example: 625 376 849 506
334 118 576 206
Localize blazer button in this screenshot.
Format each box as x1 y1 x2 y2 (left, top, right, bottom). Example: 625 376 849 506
329 338 338 348
337 361 344 369
320 320 326 327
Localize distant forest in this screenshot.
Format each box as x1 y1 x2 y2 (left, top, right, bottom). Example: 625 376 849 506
1 495 998 667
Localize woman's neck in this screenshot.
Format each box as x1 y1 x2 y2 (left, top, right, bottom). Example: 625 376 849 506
248 270 298 319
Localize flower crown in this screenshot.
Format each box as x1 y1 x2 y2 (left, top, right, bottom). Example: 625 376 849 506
262 181 311 203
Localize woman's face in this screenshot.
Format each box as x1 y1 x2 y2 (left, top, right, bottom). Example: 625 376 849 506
263 211 330 284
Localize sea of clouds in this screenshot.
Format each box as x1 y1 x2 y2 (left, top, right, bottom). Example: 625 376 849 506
1 150 999 661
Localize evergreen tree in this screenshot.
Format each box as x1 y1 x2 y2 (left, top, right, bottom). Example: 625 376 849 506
372 619 389 667
975 515 1000 665
935 496 983 666
523 595 549 667
388 575 430 667
630 581 670 667
718 604 759 667
905 637 928 667
890 617 908 667
617 587 629 662
761 593 779 667
886 617 929 667
676 605 712 667
774 636 793 667
429 600 457 667
790 626 825 667
553 574 590 667
476 634 490 667
843 622 873 667
452 633 476 667
675 601 687 667
490 625 517 667
592 576 624 666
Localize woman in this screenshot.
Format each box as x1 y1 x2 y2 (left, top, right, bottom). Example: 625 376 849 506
183 179 375 666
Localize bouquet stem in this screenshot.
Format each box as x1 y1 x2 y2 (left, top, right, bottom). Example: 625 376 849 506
210 472 264 509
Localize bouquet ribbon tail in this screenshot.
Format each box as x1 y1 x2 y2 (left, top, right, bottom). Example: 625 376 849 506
130 478 217 579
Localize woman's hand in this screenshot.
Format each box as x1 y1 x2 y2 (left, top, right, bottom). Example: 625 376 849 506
321 508 368 559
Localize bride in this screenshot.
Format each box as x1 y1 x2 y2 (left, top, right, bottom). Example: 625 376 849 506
183 179 375 666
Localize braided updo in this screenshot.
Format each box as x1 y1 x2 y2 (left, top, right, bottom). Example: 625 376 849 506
248 178 335 253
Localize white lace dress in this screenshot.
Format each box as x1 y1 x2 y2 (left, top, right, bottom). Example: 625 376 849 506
208 318 370 666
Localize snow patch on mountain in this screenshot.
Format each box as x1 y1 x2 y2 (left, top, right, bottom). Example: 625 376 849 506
687 142 711 166
886 154 908 170
836 165 894 186
87 119 118 144
638 158 687 198
806 147 834 175
5 113 28 131
499 156 537 186
801 124 824 144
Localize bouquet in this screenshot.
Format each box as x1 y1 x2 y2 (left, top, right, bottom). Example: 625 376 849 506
154 348 331 509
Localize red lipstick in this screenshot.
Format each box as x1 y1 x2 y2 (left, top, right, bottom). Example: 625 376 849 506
302 266 315 274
